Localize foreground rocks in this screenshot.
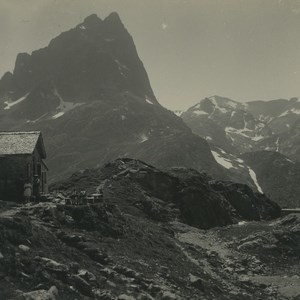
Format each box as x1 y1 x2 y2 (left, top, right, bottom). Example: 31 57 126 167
0 200 299 300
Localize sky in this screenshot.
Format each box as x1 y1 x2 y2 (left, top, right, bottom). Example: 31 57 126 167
1 0 300 110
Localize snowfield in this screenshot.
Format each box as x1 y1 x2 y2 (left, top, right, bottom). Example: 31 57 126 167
4 93 29 110
211 150 236 169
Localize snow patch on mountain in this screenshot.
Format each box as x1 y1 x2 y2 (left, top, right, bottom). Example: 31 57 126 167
174 110 183 117
291 108 300 115
225 127 251 139
145 96 154 105
139 133 149 143
4 93 29 110
52 112 65 119
114 59 129 77
51 88 84 119
193 110 209 116
279 108 300 117
251 135 264 141
204 96 229 114
275 137 280 152
285 157 295 164
211 150 236 169
248 167 263 193
225 127 265 142
279 110 289 117
209 95 247 111
209 96 238 110
26 113 48 124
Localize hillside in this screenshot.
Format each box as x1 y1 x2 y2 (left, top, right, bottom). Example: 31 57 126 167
1 159 299 300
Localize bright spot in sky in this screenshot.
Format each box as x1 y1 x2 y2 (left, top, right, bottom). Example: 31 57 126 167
162 23 168 30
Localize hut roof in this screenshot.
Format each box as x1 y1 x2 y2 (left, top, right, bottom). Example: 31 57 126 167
0 131 46 158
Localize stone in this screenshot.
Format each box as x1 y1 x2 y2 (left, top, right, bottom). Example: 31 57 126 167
78 269 96 282
189 274 204 290
71 274 93 297
93 289 114 300
161 291 181 300
18 245 30 252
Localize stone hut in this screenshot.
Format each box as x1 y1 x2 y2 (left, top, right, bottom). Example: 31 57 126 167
0 131 48 201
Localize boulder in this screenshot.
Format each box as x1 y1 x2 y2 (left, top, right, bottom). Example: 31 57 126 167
15 286 58 300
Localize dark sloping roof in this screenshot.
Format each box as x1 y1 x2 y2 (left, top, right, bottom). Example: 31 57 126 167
0 131 46 158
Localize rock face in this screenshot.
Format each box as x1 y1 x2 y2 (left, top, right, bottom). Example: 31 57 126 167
210 181 281 221
241 151 300 208
52 158 281 228
0 13 226 183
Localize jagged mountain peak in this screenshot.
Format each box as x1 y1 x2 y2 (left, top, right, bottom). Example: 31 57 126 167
188 95 246 117
207 95 245 110
104 11 123 24
79 12 125 33
0 12 158 113
78 12 125 34
83 13 102 25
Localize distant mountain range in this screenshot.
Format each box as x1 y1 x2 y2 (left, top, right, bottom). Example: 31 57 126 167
180 95 300 207
181 95 300 157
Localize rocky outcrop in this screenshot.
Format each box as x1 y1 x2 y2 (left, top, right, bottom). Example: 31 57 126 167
210 181 281 220
52 158 281 228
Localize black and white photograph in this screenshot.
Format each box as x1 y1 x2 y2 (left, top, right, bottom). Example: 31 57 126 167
0 0 299 299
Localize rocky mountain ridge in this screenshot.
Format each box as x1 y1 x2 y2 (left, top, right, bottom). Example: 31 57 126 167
51 158 281 227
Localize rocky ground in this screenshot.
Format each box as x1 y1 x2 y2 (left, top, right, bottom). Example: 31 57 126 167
0 159 299 300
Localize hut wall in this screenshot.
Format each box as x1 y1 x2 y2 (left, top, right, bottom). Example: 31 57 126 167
32 149 48 193
0 155 32 201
